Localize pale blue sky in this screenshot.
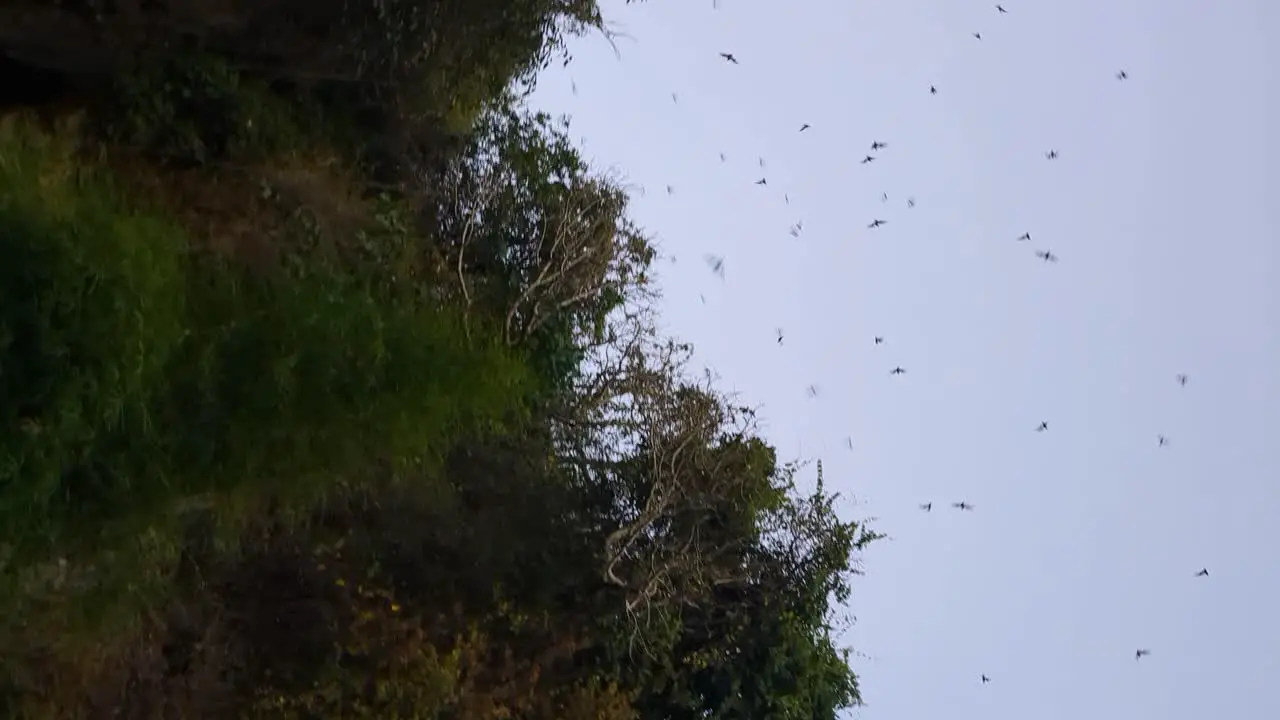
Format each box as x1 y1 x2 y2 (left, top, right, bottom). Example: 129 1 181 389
530 1 1280 717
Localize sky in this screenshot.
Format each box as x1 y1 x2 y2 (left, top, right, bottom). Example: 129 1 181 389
527 1 1280 718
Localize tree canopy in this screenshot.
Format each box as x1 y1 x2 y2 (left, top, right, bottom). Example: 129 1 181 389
0 1 879 716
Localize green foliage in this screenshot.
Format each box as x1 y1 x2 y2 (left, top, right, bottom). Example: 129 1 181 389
0 2 879 716
592 454 877 720
105 54 308 165
0 115 529 604
0 116 188 562
437 100 654 391
168 262 528 501
337 0 602 129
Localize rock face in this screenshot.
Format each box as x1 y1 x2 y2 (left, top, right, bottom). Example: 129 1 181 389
0 0 348 120
0 4 108 73
0 0 380 74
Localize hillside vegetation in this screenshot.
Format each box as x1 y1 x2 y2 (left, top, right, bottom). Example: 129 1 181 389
0 1 878 717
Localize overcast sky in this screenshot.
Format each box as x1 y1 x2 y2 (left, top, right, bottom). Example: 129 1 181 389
529 1 1280 717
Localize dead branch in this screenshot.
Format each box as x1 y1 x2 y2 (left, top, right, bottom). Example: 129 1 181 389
503 178 626 346
447 165 503 339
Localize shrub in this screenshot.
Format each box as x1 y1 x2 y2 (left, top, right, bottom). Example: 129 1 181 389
0 114 188 564
165 260 531 508
0 115 532 640
104 54 310 165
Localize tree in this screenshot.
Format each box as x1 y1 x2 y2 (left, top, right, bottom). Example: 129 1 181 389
0 3 883 715
434 101 655 388
539 286 880 717
616 461 881 720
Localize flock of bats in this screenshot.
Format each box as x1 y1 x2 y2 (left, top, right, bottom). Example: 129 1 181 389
585 1 1215 682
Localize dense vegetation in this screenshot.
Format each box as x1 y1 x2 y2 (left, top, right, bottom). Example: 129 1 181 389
0 1 879 716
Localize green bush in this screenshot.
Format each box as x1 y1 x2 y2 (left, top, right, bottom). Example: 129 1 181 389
0 116 189 563
166 261 531 506
0 115 531 587
105 54 309 164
